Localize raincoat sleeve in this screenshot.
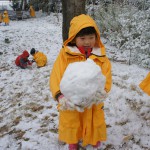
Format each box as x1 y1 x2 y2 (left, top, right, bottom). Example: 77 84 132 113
139 72 150 96
33 54 39 63
50 48 68 100
100 57 112 93
104 58 112 92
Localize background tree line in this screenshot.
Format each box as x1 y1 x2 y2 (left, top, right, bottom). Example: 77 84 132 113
11 0 150 69
12 0 150 13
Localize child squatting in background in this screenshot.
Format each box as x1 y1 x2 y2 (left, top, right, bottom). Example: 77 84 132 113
15 50 32 69
3 10 10 25
30 48 47 68
50 14 112 150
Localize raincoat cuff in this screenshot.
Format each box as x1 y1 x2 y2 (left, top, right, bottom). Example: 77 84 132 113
55 91 62 101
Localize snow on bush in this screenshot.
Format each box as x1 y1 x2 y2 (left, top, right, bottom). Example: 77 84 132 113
60 59 106 108
94 3 150 69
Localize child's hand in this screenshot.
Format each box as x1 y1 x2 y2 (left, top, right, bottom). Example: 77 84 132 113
28 61 32 66
32 60 35 63
58 95 75 111
74 105 84 112
94 90 108 105
82 97 92 108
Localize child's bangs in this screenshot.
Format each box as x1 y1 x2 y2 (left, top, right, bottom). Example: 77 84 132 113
76 27 96 37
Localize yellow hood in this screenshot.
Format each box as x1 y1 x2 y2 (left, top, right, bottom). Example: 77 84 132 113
63 14 106 55
4 11 8 14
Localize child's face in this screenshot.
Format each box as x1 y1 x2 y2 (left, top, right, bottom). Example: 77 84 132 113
75 34 96 48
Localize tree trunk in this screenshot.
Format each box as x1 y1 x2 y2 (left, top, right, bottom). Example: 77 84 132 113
62 0 86 42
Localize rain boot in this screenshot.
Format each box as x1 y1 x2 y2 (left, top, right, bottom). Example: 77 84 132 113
93 141 101 150
68 144 78 150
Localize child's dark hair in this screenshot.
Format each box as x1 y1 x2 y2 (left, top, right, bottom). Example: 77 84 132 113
30 48 36 55
76 27 96 37
68 27 97 46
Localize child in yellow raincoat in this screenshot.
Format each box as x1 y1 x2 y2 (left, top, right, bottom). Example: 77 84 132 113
30 48 47 67
3 11 10 25
29 5 36 17
50 14 112 150
139 72 150 96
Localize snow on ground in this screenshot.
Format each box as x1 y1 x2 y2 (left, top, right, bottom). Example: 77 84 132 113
0 13 150 150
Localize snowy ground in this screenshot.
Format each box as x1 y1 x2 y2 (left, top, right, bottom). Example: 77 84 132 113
0 13 150 150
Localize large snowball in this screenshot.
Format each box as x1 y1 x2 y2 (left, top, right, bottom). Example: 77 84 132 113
60 59 106 107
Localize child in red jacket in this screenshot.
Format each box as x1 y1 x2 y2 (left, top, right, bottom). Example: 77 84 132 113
15 50 32 69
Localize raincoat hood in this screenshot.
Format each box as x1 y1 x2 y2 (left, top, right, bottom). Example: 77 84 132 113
4 11 8 14
63 14 106 55
22 50 29 58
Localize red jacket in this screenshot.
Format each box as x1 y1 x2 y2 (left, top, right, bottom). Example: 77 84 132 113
15 50 32 68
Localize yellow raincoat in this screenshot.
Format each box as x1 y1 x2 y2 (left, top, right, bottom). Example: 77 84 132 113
139 72 150 96
50 14 112 146
3 11 10 24
0 13 3 23
33 51 47 67
29 5 36 17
